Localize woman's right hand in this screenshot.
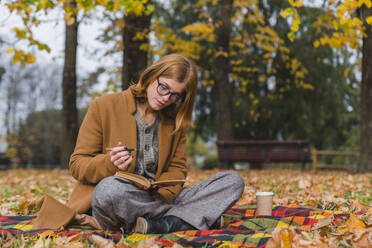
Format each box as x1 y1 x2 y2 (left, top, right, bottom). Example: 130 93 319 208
110 141 133 171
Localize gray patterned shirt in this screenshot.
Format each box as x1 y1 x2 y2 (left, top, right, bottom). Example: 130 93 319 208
133 110 159 181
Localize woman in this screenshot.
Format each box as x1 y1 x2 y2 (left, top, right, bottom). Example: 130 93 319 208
37 54 244 233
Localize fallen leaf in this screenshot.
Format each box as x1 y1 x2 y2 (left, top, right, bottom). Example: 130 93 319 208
266 227 295 248
281 228 294 248
138 237 161 248
171 243 185 248
301 231 313 241
312 216 333 230
347 213 366 232
19 201 29 214
116 240 132 248
352 199 368 212
34 236 52 248
298 179 311 189
350 227 372 248
365 208 372 226
89 234 115 248
68 232 83 243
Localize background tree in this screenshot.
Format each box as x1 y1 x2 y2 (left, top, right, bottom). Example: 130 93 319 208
281 0 371 172
213 0 234 141
122 0 153 90
61 0 79 168
360 5 372 172
4 0 154 168
153 0 309 139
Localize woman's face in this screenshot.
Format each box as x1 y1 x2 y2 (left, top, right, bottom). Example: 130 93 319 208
146 77 186 111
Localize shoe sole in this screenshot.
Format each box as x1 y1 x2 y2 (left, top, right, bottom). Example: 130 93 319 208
219 216 224 229
134 217 148 234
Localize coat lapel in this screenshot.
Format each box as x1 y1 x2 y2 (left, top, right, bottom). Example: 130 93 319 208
119 89 137 173
156 114 174 178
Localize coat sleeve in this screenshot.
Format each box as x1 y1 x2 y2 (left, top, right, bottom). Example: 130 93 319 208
157 129 188 203
69 100 117 184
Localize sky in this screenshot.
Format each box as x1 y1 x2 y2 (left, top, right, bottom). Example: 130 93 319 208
0 4 115 137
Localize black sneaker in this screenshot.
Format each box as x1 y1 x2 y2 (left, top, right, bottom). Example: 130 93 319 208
210 216 224 229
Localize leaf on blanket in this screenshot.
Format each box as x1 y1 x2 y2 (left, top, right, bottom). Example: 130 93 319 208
347 213 366 232
170 243 185 248
89 234 115 248
266 227 295 248
68 233 83 243
311 215 333 230
34 236 52 248
137 237 163 248
116 240 134 248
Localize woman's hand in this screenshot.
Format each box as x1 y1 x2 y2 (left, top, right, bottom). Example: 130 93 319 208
110 141 133 171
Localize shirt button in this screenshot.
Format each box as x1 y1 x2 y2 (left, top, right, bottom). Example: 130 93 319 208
145 144 150 151
145 128 151 134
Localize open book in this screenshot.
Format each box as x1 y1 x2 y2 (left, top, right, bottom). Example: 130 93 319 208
115 171 186 189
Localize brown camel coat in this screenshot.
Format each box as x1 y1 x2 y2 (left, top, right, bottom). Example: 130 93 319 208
33 87 187 229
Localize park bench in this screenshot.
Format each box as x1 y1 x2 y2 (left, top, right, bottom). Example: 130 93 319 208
216 140 312 169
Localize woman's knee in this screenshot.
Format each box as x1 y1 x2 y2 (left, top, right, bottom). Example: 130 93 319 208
218 171 245 193
92 176 132 210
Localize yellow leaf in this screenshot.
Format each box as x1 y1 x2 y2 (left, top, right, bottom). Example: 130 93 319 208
358 0 372 8
313 40 320 48
333 20 338 30
288 31 295 41
13 28 26 39
280 8 294 18
293 1 303 8
31 186 43 194
19 201 29 214
258 75 266 82
366 16 372 24
67 17 75 26
337 226 348 233
68 233 83 243
26 54 35 63
281 229 294 248
344 68 350 78
347 213 366 232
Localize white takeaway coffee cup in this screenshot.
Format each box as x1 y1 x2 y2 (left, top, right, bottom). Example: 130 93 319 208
256 192 274 216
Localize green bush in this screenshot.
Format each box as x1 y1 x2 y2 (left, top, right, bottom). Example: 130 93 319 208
201 154 219 170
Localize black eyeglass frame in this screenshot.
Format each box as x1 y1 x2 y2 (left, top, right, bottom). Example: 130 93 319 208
156 77 184 104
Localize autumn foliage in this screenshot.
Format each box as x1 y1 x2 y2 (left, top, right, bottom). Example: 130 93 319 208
0 169 371 247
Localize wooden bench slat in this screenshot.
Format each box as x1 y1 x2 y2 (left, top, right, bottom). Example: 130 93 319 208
216 140 311 169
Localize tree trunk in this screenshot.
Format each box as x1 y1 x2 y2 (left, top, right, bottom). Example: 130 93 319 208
61 0 79 169
359 6 372 172
122 2 152 90
213 0 234 169
213 0 234 141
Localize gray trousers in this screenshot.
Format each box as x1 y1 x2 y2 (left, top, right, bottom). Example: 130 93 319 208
92 171 244 231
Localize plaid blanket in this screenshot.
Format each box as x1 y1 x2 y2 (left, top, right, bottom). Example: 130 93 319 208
0 204 347 247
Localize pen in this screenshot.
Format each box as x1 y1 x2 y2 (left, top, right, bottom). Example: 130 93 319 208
106 147 136 152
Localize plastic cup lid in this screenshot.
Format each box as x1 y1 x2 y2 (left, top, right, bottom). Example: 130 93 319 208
256 192 274 196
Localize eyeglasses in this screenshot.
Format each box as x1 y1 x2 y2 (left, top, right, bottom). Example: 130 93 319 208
156 78 184 104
